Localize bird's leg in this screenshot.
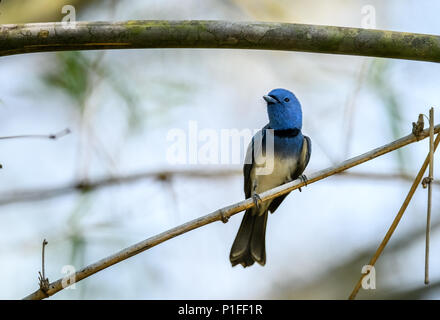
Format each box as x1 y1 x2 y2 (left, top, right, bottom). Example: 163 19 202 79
298 174 308 192
300 174 308 186
252 193 262 210
251 181 263 209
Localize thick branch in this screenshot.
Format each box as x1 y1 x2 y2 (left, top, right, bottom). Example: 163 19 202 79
23 125 439 300
1 21 440 62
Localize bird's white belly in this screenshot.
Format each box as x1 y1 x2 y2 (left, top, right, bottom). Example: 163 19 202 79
253 156 298 194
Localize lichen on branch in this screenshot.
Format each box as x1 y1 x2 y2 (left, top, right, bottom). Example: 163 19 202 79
1 20 440 62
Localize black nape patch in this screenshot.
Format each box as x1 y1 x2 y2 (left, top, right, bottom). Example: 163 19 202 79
268 127 300 138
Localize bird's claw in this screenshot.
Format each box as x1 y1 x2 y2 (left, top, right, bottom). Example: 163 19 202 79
300 174 308 186
252 193 262 209
298 174 308 192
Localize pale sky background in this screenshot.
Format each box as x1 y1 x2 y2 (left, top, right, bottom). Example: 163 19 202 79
0 0 439 299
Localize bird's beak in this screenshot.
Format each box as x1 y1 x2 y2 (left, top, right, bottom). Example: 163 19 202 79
263 95 279 105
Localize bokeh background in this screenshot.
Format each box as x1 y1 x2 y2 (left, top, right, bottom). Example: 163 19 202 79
1 0 440 299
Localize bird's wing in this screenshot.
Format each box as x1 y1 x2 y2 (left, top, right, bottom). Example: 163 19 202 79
269 135 311 214
243 125 269 198
243 163 253 199
293 135 312 179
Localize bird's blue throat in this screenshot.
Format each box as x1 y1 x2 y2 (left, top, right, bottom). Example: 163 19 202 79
267 106 302 131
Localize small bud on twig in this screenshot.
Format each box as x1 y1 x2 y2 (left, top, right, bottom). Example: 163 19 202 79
412 114 425 140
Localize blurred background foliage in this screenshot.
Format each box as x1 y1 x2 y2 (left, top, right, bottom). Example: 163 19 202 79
0 0 439 299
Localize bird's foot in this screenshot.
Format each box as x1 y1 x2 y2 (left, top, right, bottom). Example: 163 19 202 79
298 174 308 192
252 193 262 209
300 174 308 186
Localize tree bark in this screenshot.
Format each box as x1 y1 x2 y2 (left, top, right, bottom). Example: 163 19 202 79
1 20 439 62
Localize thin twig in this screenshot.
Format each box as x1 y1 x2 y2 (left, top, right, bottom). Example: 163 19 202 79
0 168 241 206
425 108 435 285
37 239 49 295
348 132 440 300
336 171 440 185
342 60 369 158
0 128 69 169
2 169 440 208
0 128 71 140
23 124 440 300
1 169 439 207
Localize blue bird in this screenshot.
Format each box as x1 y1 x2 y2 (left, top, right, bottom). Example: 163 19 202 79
229 88 312 267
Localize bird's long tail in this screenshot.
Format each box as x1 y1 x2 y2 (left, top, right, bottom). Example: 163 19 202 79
229 209 268 267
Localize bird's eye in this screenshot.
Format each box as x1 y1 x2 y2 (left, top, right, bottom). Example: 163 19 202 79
284 98 290 102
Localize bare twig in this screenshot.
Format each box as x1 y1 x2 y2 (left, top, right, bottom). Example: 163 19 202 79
349 131 440 300
23 124 440 300
1 168 439 207
37 239 49 296
336 171 440 185
0 168 241 206
424 108 434 285
342 60 369 158
1 21 440 63
0 128 70 169
0 128 71 140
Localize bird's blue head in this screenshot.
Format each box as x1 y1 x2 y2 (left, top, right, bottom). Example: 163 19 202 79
263 88 302 130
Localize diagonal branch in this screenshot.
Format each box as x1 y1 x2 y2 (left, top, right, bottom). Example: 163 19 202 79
1 21 440 62
22 124 440 300
349 132 440 299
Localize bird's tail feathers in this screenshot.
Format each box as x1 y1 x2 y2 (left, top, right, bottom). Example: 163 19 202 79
229 209 268 267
